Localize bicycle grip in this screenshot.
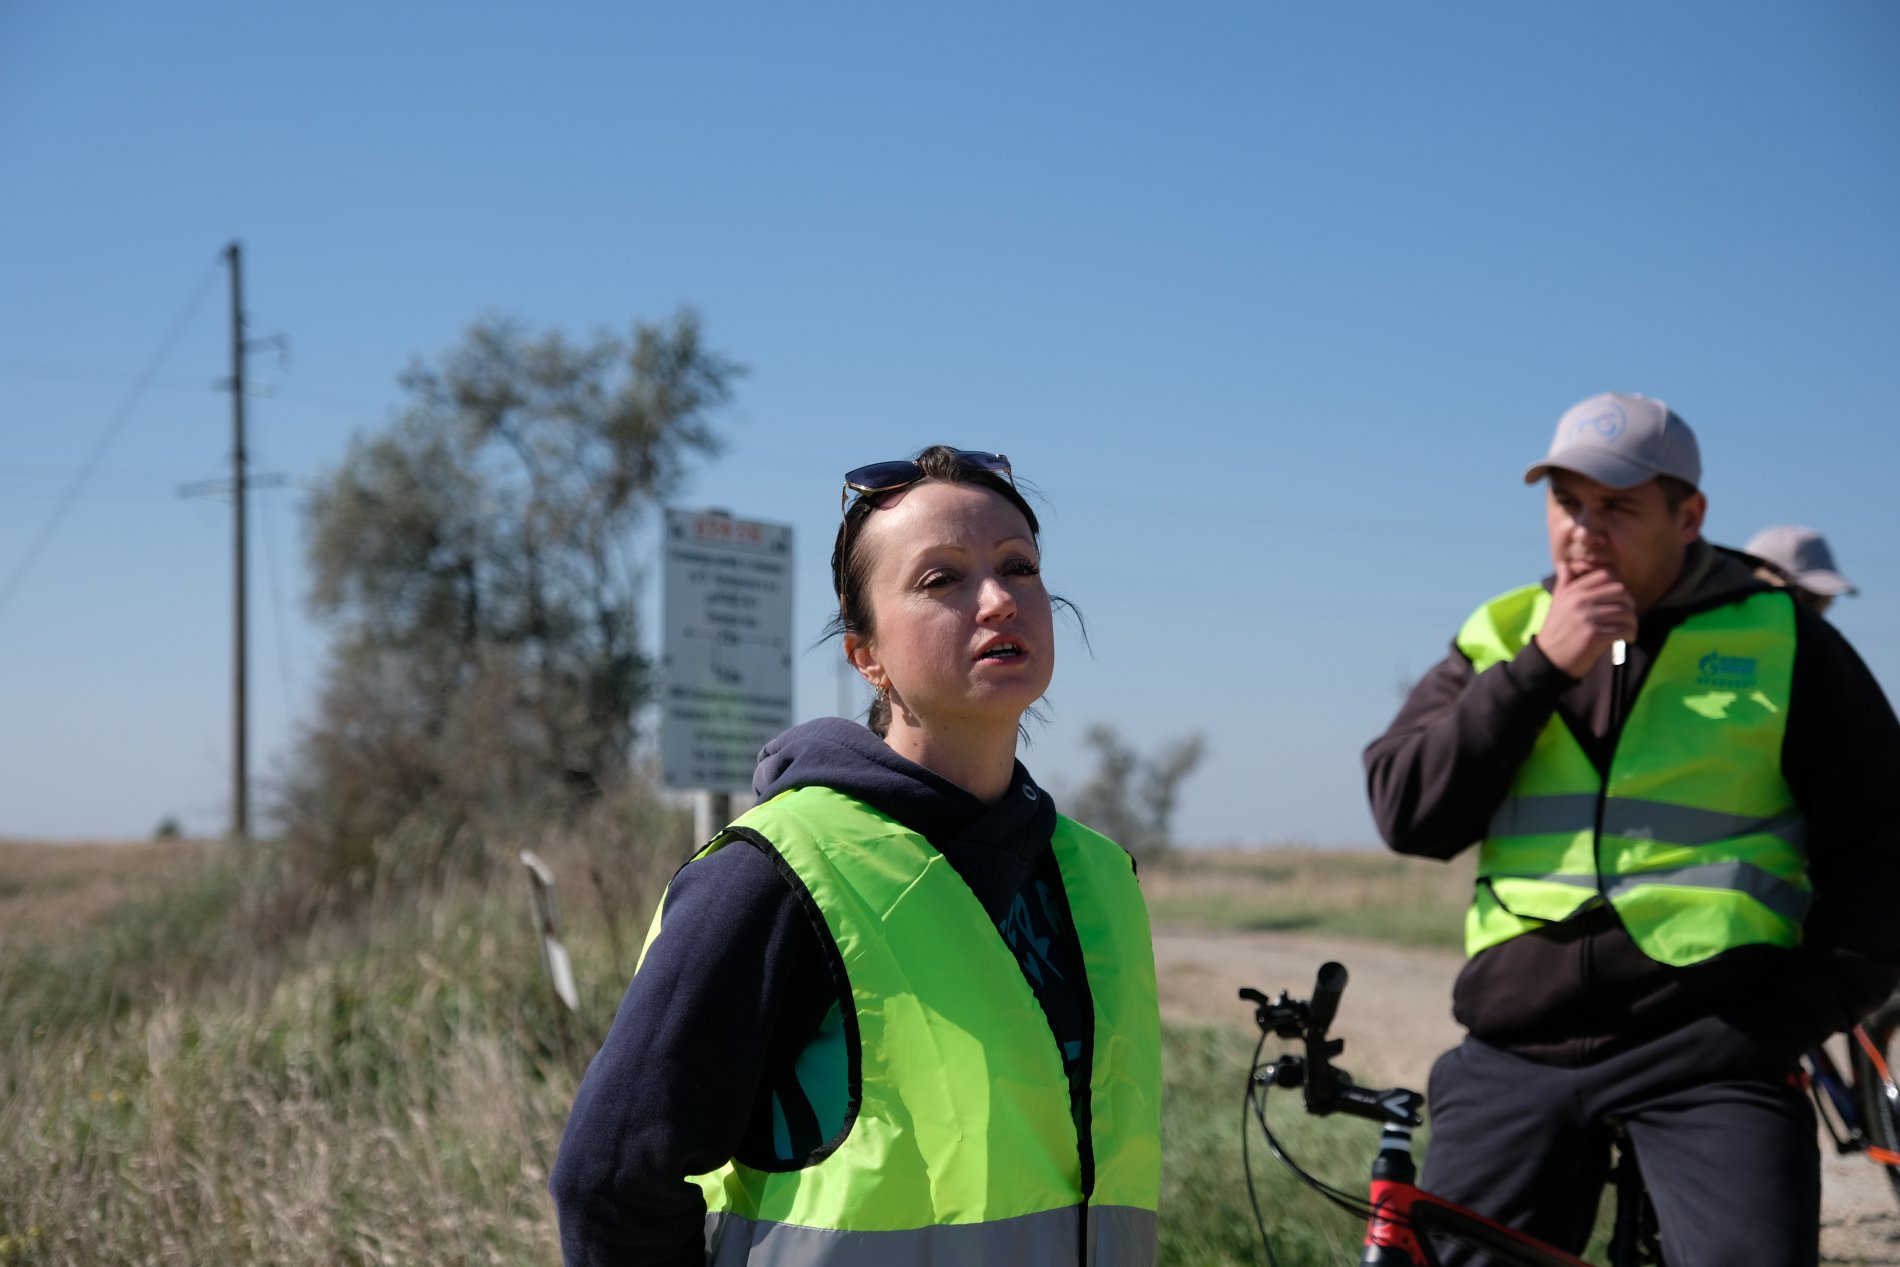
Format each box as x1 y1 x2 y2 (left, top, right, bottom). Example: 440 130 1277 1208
1309 961 1348 1037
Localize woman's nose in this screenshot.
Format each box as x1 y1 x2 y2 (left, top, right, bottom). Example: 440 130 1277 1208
976 574 1016 619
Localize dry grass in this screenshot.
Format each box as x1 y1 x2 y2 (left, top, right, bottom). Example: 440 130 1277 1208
0 822 1466 1266
0 839 217 950
1143 845 1477 947
0 794 686 1267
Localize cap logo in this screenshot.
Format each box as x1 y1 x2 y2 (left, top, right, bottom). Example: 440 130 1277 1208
1571 401 1628 442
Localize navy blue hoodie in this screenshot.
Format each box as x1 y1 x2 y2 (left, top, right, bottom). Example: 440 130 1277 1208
548 718 1098 1267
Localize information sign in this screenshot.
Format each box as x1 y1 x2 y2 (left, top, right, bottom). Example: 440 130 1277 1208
661 509 794 790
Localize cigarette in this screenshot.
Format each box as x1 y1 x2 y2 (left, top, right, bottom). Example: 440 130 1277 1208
1612 640 1627 667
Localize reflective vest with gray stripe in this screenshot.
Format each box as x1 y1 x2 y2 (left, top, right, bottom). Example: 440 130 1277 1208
1456 584 1809 967
635 785 1161 1266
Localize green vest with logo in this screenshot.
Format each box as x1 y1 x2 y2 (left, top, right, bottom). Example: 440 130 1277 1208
634 785 1162 1266
1455 584 1809 967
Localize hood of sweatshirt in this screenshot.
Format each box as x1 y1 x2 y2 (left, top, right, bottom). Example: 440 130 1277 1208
751 717 1058 885
1653 539 1776 618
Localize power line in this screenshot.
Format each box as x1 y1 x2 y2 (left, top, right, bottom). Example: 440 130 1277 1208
0 256 224 625
0 359 381 415
0 361 210 392
0 485 198 501
0 461 205 478
250 414 301 737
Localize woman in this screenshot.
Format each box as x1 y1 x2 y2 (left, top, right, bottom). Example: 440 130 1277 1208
549 447 1161 1266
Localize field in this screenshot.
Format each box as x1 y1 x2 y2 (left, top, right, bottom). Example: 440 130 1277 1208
2 837 1894 1265
1142 845 1477 948
0 839 217 950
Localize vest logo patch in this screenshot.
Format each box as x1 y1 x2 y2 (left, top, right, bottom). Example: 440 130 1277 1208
1696 649 1758 689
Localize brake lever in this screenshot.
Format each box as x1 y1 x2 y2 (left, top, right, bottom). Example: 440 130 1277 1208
1238 986 1309 1040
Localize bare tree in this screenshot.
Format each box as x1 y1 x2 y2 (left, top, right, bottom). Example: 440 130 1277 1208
1069 725 1207 863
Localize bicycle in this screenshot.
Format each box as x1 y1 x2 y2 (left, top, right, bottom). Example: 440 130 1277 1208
1239 965 1900 1265
1238 962 1672 1267
1799 996 1900 1205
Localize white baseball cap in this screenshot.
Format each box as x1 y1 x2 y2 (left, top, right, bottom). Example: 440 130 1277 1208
1525 392 1701 490
1745 525 1859 597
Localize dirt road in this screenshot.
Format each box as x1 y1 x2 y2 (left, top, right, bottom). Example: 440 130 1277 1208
1155 924 1900 1265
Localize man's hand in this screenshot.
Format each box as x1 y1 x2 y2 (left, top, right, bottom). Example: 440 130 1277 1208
1536 561 1637 678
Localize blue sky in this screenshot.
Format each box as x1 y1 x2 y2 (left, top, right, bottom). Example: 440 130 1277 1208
4 2 1896 845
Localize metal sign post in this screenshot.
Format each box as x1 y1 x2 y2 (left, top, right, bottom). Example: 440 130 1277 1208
661 509 794 842
519 850 581 1015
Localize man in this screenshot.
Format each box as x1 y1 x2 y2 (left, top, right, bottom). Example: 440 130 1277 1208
1364 392 1900 1264
1747 523 1860 617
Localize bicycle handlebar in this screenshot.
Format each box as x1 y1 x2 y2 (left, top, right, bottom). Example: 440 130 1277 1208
1309 959 1347 1038
1239 961 1424 1128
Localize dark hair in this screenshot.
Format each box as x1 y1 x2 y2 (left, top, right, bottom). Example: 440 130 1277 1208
826 445 1048 737
1657 475 1698 512
1753 563 1832 615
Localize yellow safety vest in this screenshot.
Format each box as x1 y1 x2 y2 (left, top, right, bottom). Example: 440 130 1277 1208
1456 585 1808 966
633 785 1162 1265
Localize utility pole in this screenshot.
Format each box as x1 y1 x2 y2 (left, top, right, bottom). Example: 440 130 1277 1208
226 241 249 841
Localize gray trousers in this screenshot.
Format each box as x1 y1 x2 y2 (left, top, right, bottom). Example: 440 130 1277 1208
1419 1014 1818 1265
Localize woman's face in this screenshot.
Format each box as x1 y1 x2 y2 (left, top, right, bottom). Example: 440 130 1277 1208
845 480 1054 741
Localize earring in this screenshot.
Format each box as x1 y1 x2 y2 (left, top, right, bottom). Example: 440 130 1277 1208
875 682 889 702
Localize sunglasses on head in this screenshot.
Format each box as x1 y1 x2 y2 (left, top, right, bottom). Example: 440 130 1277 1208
840 450 1013 513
